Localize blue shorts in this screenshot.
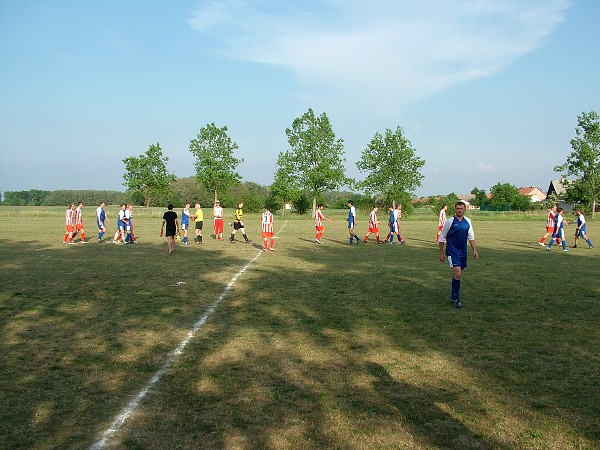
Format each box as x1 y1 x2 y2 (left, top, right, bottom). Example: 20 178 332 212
578 224 587 237
447 254 467 270
348 222 355 230
97 220 106 229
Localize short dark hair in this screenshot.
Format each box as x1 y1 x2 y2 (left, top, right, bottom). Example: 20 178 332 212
348 200 353 205
167 203 174 210
455 200 467 207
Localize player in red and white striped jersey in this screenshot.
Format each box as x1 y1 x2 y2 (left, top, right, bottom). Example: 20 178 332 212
315 203 332 244
539 204 560 246
261 206 274 252
63 203 75 244
73 201 86 243
364 206 382 243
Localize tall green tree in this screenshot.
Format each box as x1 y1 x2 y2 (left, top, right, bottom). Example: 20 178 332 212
555 111 600 218
122 143 175 207
277 108 348 216
356 126 425 210
488 182 531 211
189 123 242 204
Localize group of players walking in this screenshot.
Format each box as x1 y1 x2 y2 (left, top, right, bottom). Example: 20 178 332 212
63 201 136 245
538 204 594 251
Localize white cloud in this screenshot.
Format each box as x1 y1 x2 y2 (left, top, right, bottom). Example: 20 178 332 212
477 162 496 172
189 0 569 109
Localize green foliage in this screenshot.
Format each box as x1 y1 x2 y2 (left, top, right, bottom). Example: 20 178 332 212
1 189 50 206
123 143 175 207
189 123 242 203
470 187 489 207
292 193 311 215
1 189 128 206
279 108 348 214
555 111 600 216
356 126 425 208
487 183 532 211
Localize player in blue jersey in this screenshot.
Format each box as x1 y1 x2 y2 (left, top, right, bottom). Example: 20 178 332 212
180 202 191 245
96 201 109 242
438 201 479 308
546 207 569 252
572 208 594 249
347 200 360 245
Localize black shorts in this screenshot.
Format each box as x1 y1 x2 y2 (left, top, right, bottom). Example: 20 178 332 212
233 221 243 230
195 221 203 230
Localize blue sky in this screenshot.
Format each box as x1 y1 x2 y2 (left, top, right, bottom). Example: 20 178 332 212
1 0 598 197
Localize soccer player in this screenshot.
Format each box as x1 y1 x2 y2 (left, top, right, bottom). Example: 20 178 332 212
261 206 275 252
572 208 594 249
396 204 407 244
63 203 75 244
180 202 191 245
364 206 382 243
160 204 179 254
347 200 360 244
315 203 332 244
438 201 479 308
96 201 109 242
385 206 401 244
546 207 569 252
539 204 560 247
74 201 86 243
113 204 127 244
230 201 250 243
126 204 136 243
193 202 204 244
213 200 224 240
436 204 448 242
123 203 134 244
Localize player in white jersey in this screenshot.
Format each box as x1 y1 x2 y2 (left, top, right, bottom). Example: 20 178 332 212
261 206 275 252
213 200 224 240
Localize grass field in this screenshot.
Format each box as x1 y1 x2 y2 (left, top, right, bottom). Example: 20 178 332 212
1 207 599 449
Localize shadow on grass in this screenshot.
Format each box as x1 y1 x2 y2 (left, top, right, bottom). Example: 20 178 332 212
117 231 599 448
0 238 257 449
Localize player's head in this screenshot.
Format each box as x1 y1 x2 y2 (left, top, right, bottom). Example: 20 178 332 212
69 203 74 209
455 201 467 215
347 200 353 206
167 203 174 210
373 206 378 211
215 200 220 206
237 201 244 208
318 203 324 209
195 203 200 208
575 208 582 214
185 202 190 208
127 204 133 210
78 201 83 206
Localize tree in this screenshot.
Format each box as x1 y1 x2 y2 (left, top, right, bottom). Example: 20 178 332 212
122 143 175 207
356 126 425 211
278 108 348 217
189 123 242 204
555 111 600 218
488 182 531 211
470 187 489 207
270 154 300 216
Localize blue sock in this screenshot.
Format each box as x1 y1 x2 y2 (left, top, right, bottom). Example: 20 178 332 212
349 237 353 245
587 239 593 247
547 240 554 248
562 241 567 250
451 278 460 300
355 235 360 242
99 231 105 239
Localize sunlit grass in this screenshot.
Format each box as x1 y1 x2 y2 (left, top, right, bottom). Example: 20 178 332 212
0 208 598 449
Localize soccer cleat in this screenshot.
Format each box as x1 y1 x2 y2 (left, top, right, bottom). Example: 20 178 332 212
563 249 569 252
546 247 551 251
538 242 546 246
81 241 87 244
269 248 275 252
316 239 321 244
572 245 577 248
455 300 463 308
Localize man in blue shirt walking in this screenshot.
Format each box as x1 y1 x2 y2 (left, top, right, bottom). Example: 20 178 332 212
438 201 479 308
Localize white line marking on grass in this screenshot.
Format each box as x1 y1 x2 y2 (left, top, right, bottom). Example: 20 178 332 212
90 221 288 450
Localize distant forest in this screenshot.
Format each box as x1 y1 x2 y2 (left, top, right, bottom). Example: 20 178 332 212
0 178 372 214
